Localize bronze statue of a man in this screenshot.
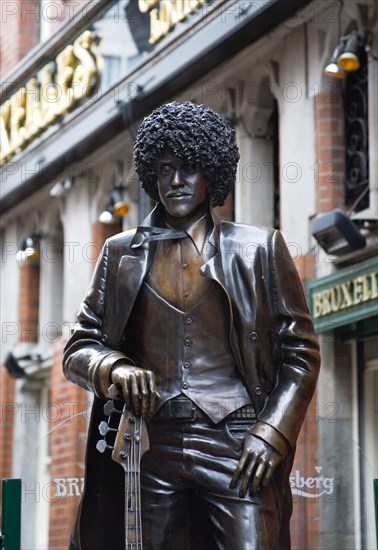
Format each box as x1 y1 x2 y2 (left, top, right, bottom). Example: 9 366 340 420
64 101 320 549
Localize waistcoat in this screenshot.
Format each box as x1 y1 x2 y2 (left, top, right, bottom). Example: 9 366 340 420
125 281 251 423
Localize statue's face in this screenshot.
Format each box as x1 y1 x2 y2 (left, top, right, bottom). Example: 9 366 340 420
157 150 209 226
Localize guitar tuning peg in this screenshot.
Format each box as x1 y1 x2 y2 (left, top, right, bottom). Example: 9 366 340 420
98 421 117 436
108 383 122 400
96 439 114 454
103 400 122 416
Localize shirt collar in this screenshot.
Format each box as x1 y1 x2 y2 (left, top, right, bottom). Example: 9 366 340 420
164 213 213 255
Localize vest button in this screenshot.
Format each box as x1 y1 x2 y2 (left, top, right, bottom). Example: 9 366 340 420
184 338 192 346
182 262 189 269
183 383 189 389
255 387 262 396
183 361 191 369
249 331 258 341
186 317 193 325
101 334 108 342
183 291 189 297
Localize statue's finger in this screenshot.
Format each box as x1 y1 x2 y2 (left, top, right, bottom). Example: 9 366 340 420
250 460 266 495
146 371 158 415
230 451 248 489
136 371 149 417
130 373 140 416
117 375 131 410
239 456 257 497
261 460 276 488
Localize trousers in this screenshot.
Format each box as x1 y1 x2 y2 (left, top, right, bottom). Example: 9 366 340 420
141 413 293 550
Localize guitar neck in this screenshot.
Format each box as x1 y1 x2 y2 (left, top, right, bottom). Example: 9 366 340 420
120 417 147 550
101 390 149 550
125 473 142 548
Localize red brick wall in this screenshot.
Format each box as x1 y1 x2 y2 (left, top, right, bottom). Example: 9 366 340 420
314 91 345 212
91 221 122 264
290 88 345 548
18 262 40 342
291 389 320 550
48 339 89 549
294 253 316 290
0 0 85 79
0 1 40 78
290 253 319 549
0 370 16 481
0 368 16 529
48 221 121 547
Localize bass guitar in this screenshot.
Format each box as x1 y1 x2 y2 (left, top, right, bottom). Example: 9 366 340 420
96 383 150 549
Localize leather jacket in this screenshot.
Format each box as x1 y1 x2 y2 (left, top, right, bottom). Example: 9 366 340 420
64 204 320 450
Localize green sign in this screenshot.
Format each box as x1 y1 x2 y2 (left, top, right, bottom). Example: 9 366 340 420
308 256 378 333
1 479 21 550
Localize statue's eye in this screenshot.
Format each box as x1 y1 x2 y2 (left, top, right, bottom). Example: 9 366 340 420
159 164 173 174
182 164 196 175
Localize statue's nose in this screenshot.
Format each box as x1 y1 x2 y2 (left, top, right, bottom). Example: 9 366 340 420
171 170 183 187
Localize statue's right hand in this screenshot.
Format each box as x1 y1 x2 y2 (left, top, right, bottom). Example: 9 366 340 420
110 364 158 417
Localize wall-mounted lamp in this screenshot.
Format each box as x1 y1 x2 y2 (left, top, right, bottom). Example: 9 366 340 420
16 230 44 262
311 209 366 256
50 178 74 198
3 352 42 379
324 43 347 79
99 183 129 224
324 30 368 79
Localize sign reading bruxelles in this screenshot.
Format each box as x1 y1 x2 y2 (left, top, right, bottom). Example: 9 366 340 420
309 257 378 332
0 30 102 167
312 271 378 319
138 0 206 44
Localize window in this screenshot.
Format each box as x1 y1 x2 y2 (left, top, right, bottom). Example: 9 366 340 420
344 49 369 212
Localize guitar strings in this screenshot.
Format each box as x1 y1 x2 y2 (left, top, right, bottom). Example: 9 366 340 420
135 418 142 549
125 418 143 549
125 454 130 548
137 426 142 550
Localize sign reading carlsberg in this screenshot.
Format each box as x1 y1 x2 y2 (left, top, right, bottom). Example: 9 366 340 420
0 30 103 167
138 0 206 44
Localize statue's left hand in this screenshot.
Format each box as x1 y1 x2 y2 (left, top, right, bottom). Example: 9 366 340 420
229 433 282 497
111 364 158 418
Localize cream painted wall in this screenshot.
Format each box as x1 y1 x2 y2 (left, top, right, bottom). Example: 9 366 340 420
61 181 94 325
276 26 316 250
0 221 21 358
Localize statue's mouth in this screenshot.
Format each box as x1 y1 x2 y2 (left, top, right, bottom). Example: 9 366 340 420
166 191 191 198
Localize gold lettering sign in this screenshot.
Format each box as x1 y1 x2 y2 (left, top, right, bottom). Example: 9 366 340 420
0 30 103 167
139 0 206 45
313 271 378 318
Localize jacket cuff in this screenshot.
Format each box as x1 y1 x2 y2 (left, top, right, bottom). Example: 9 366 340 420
93 352 135 399
249 421 291 457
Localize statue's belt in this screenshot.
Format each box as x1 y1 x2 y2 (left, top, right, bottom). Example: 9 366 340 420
155 396 256 421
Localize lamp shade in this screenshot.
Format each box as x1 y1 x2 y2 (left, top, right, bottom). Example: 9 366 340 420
311 209 366 256
16 234 40 262
324 44 346 79
324 61 346 79
338 32 361 71
4 352 26 378
111 186 129 218
99 209 115 224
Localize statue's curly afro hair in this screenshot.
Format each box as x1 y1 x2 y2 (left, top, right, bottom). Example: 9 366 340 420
133 101 240 207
